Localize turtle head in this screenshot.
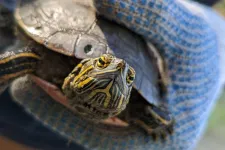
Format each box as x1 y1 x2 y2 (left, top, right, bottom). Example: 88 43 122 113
62 54 135 120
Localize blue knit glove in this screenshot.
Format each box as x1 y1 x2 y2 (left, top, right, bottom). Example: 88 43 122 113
94 0 225 149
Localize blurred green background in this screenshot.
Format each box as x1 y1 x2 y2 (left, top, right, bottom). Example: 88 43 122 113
197 92 225 150
214 0 225 16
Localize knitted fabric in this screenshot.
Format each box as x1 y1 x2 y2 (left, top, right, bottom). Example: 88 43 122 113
94 1 225 148
2 0 225 150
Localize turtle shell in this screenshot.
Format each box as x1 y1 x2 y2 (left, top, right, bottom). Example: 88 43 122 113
15 0 163 106
15 0 109 58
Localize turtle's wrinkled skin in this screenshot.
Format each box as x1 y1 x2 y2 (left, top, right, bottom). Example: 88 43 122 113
0 0 174 142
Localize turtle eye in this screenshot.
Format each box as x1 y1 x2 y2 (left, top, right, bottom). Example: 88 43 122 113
126 67 135 85
97 55 112 69
97 56 107 68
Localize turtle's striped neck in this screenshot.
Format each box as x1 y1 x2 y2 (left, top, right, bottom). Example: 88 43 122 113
0 41 41 83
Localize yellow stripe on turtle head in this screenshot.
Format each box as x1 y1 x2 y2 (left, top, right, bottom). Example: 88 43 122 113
72 65 93 85
77 77 93 88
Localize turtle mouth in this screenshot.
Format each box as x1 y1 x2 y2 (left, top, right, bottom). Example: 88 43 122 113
31 75 128 126
73 100 122 120
73 101 112 120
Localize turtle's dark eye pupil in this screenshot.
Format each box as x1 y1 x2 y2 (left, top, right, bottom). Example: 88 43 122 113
97 56 109 69
84 44 92 54
99 58 105 65
126 67 135 84
129 76 134 81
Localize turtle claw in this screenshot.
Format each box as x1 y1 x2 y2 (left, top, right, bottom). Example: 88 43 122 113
151 132 157 141
147 122 174 141
152 129 168 141
166 122 174 134
159 130 167 140
145 121 174 141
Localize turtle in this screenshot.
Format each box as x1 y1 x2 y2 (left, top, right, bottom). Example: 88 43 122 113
0 0 174 139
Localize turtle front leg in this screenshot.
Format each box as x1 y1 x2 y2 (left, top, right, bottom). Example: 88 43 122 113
132 105 173 140
124 104 174 140
121 94 174 140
